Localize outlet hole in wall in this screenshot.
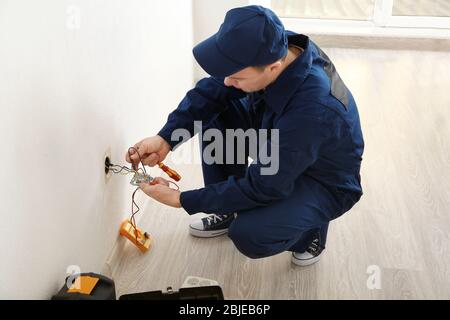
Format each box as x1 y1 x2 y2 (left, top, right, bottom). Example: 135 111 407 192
105 156 111 175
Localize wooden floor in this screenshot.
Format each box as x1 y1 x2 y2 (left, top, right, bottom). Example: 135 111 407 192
108 47 450 299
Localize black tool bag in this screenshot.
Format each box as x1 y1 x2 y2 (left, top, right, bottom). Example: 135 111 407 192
51 272 223 300
51 273 116 300
119 286 224 300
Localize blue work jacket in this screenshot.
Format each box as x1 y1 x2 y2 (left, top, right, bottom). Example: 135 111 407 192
158 33 364 216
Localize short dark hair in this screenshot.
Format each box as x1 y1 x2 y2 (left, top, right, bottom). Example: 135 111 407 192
253 53 288 71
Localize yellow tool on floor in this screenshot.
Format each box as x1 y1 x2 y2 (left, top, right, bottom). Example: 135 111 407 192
119 219 152 253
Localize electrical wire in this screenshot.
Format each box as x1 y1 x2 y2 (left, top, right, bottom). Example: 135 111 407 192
130 187 140 242
109 164 134 175
105 147 181 244
128 147 147 175
127 147 147 242
107 147 147 175
168 181 180 191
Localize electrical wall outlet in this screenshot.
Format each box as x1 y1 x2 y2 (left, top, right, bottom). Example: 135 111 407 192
104 147 112 184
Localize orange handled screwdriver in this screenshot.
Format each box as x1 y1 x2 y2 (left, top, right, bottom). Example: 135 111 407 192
158 162 181 181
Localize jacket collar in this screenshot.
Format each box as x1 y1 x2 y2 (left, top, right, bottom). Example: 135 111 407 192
263 33 312 114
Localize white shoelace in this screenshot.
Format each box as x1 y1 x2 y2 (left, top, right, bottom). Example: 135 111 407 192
205 214 227 226
307 238 321 255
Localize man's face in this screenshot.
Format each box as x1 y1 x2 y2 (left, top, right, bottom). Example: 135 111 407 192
224 66 274 93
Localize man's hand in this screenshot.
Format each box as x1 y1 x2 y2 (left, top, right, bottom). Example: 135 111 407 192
139 177 181 208
126 135 171 170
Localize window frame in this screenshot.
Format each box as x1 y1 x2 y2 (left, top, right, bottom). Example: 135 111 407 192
250 0 450 39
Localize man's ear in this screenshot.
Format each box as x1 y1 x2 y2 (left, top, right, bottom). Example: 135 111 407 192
269 60 282 72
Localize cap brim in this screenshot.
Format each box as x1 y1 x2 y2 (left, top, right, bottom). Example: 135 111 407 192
193 34 245 78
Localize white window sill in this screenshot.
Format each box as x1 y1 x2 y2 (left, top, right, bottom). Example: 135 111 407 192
282 18 450 40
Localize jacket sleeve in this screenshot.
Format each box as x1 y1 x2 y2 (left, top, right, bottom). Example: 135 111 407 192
158 77 246 149
179 103 332 215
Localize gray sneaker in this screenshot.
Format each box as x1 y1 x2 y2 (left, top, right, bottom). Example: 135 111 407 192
291 238 325 267
189 214 235 238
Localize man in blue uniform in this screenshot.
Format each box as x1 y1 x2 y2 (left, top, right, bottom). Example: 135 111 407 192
127 5 364 266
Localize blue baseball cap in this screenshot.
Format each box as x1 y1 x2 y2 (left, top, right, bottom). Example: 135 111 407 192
193 5 288 78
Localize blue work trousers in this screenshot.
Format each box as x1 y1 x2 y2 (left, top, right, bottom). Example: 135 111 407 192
199 98 341 259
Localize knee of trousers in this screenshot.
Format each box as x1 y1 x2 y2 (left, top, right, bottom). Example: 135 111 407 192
228 219 275 259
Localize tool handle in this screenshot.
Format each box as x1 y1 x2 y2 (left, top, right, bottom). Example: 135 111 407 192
158 163 181 181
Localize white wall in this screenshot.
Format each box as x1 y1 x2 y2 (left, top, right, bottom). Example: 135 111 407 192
193 0 249 80
0 0 193 299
